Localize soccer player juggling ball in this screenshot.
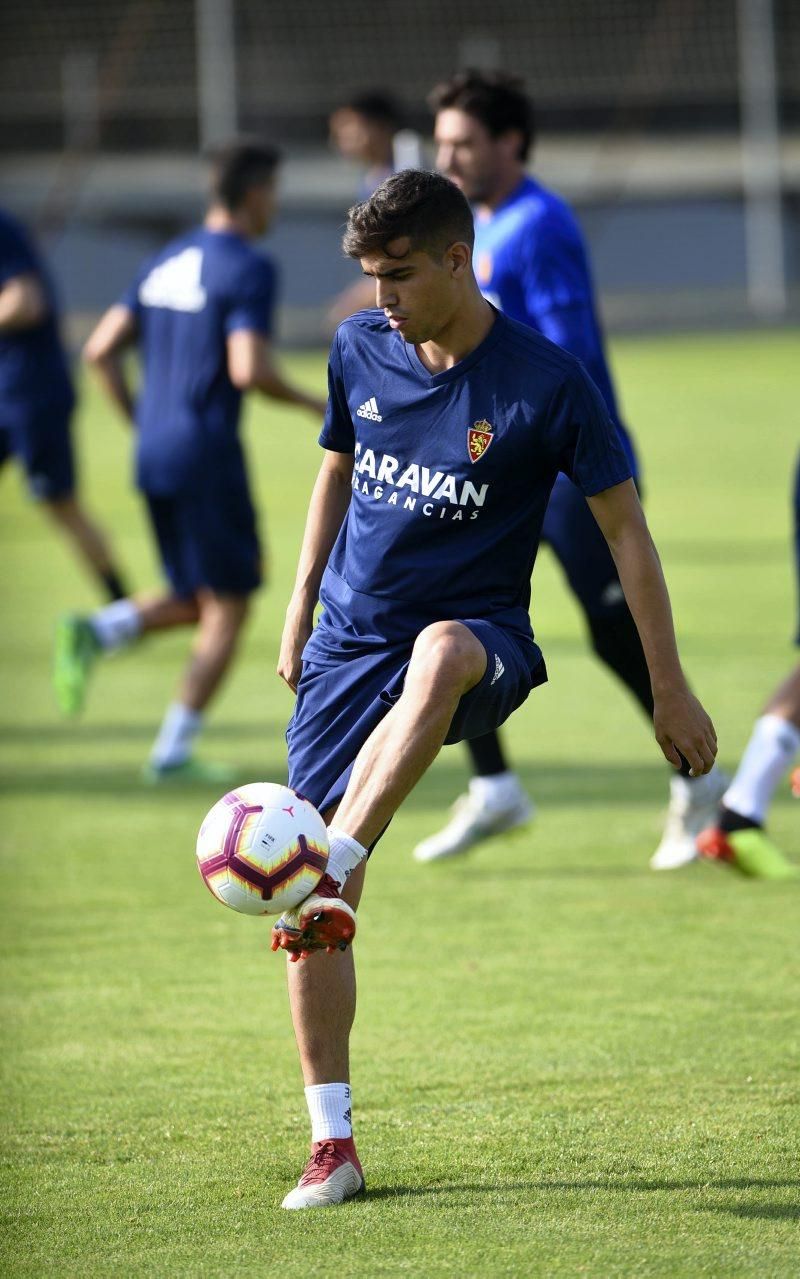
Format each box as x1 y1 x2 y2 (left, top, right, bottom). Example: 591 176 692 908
271 170 717 1209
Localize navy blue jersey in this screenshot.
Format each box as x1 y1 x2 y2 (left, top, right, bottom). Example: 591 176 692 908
121 227 276 495
473 177 633 465
0 208 74 417
312 308 632 656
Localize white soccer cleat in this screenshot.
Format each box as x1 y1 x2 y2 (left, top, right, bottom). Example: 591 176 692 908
650 768 729 870
413 777 534 862
281 1139 365 1209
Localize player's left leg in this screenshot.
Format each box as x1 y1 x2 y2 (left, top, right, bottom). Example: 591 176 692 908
333 620 488 845
273 620 489 963
275 621 540 1205
697 664 800 878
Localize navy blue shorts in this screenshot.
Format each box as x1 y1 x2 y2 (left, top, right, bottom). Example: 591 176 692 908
145 486 262 599
0 404 75 500
287 619 547 815
541 472 627 618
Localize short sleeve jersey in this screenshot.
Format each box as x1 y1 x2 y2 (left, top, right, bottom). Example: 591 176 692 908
312 309 632 657
121 226 276 495
0 208 74 418
473 177 635 468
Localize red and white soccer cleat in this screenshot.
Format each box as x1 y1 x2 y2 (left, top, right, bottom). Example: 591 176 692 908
281 1138 365 1209
270 874 356 962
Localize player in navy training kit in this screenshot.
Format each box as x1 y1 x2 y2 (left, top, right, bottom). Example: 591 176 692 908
271 170 717 1208
0 208 127 601
416 72 726 868
53 140 326 779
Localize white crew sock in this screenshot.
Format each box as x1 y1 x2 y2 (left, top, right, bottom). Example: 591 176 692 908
305 1083 353 1142
671 763 719 801
723 714 800 825
469 770 524 810
90 599 142 651
149 702 203 770
326 828 368 888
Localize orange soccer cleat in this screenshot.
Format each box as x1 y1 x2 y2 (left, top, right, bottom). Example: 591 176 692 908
270 874 356 961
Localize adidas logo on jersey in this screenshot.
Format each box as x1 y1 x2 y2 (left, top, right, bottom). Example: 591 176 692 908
490 654 505 685
356 397 382 422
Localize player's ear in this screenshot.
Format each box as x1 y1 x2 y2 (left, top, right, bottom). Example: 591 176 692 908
447 241 472 278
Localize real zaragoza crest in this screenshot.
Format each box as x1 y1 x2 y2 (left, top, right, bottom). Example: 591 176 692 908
467 420 494 463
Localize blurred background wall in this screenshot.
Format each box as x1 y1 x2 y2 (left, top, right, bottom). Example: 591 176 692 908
1 0 798 343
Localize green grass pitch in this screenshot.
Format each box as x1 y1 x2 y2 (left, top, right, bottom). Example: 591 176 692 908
1 331 799 1277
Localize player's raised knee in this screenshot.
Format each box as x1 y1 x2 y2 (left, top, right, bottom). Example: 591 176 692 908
410 621 486 689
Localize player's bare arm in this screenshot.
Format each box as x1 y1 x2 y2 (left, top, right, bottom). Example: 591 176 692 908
277 450 354 692
83 303 137 422
588 478 717 776
0 273 48 332
226 331 327 417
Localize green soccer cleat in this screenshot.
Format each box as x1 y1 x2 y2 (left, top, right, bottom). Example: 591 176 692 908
53 615 100 716
141 758 237 786
697 825 799 880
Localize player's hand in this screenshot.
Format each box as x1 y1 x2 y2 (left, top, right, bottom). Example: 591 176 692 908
277 606 313 693
653 686 718 776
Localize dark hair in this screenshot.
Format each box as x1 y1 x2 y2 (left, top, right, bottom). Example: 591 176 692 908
343 169 474 260
429 70 535 161
335 90 402 130
206 136 282 210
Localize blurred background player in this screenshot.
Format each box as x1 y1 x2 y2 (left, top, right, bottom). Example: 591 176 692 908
415 70 725 867
697 452 800 878
329 91 402 199
53 138 327 781
0 207 128 603
326 91 422 329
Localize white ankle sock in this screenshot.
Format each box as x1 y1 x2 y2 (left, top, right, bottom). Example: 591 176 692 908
90 599 142 650
305 1083 352 1142
326 828 368 888
149 702 202 769
469 771 523 809
672 764 719 800
723 714 800 824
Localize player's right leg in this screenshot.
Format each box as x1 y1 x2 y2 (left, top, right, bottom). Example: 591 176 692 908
280 856 365 1209
144 485 260 780
144 590 251 781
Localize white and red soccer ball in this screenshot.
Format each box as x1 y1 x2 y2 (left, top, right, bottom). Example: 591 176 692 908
196 782 328 915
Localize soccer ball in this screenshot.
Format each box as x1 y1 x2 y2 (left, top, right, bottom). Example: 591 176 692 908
196 782 329 916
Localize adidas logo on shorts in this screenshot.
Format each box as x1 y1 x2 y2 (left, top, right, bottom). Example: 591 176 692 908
491 654 505 685
356 396 382 422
